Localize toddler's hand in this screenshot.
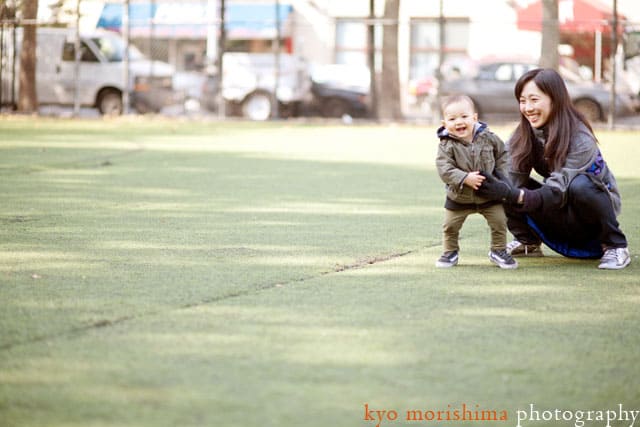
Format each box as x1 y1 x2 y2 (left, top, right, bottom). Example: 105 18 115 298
464 171 486 190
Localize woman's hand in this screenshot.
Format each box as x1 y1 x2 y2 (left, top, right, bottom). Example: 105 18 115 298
476 171 521 204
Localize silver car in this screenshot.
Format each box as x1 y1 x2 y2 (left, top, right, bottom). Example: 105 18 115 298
439 62 640 122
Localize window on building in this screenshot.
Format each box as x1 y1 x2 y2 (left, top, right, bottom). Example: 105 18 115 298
225 38 291 54
335 19 381 67
409 17 469 80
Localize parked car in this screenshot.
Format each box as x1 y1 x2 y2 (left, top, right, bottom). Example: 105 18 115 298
439 61 640 122
208 52 311 120
201 61 371 119
308 64 370 118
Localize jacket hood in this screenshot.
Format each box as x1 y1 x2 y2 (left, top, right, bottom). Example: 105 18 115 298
437 121 488 142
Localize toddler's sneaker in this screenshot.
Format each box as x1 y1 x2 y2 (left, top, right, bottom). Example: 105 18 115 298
598 247 631 270
506 240 543 257
435 251 459 268
489 249 518 269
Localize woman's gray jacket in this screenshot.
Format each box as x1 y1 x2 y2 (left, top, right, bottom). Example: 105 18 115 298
508 121 621 215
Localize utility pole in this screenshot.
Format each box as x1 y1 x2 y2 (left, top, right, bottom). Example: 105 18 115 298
216 0 226 118
73 0 81 116
122 0 130 114
437 0 444 81
435 0 444 122
273 0 280 119
608 0 618 129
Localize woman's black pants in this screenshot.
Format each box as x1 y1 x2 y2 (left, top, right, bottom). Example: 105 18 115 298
505 174 627 258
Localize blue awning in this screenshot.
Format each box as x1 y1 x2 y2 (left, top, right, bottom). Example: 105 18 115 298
97 2 292 39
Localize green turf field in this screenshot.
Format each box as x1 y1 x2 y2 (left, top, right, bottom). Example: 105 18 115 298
0 117 638 427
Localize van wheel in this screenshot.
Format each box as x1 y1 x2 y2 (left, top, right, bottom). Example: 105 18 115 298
242 92 272 121
574 98 602 122
322 98 350 118
97 90 123 116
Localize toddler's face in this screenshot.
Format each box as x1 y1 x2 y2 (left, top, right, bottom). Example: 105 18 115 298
442 100 478 142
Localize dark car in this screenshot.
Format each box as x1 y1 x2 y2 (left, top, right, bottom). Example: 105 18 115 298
308 64 370 118
439 61 639 122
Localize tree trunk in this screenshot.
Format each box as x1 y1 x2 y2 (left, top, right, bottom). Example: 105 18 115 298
540 0 559 70
18 0 38 113
378 0 402 120
367 0 378 120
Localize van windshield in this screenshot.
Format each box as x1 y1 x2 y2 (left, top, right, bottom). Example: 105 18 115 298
90 35 144 62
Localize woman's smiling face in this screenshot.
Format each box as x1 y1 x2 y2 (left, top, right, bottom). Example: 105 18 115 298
519 80 553 128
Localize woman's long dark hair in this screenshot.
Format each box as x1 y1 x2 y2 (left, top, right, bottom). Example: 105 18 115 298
511 68 595 172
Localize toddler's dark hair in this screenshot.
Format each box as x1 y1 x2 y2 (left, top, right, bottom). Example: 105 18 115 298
440 94 476 113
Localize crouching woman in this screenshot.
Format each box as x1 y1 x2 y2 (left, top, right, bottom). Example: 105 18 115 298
477 68 630 269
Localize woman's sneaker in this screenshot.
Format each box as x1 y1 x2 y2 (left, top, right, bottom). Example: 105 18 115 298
598 247 631 270
436 251 459 268
506 240 543 257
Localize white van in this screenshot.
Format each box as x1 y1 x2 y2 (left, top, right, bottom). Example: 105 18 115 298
1 27 176 114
